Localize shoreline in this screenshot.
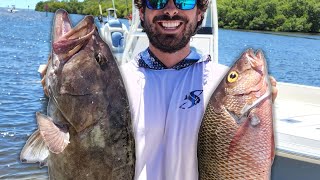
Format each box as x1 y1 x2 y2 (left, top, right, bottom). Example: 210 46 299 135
221 28 320 39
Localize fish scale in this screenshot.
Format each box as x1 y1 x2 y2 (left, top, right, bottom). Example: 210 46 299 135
198 49 274 180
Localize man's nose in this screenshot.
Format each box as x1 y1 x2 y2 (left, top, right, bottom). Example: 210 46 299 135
163 0 178 17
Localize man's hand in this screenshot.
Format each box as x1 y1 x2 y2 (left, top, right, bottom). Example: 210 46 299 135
270 76 278 102
40 64 49 97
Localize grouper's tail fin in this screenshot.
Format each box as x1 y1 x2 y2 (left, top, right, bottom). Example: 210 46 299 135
20 129 49 167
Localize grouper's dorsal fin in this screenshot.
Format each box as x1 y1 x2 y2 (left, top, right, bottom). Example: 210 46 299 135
20 129 49 167
36 112 70 154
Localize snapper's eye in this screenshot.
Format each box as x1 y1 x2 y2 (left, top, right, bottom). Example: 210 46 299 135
227 71 238 83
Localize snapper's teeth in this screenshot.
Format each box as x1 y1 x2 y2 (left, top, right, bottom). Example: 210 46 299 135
161 22 180 28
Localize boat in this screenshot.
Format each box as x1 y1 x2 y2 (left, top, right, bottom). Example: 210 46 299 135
97 0 320 179
7 5 18 13
275 82 320 164
97 0 129 56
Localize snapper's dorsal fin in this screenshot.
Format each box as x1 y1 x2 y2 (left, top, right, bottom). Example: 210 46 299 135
36 112 70 154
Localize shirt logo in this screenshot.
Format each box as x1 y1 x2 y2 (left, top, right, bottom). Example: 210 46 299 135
179 90 203 109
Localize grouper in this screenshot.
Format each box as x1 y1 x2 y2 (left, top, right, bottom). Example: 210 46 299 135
198 49 274 180
20 9 135 179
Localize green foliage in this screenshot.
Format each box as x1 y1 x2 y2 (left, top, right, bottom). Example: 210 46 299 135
35 0 132 18
35 0 320 32
217 0 320 32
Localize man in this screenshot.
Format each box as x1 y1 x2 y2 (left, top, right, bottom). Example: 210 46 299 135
36 0 276 179
121 0 277 179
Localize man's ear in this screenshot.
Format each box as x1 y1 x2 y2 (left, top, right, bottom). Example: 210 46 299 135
139 8 145 22
197 10 204 22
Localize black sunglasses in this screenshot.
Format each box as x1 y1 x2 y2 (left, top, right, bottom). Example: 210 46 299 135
146 0 197 10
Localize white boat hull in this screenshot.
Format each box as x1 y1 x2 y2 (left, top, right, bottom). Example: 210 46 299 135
274 82 320 164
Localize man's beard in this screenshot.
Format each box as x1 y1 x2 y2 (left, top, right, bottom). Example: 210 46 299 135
143 14 197 53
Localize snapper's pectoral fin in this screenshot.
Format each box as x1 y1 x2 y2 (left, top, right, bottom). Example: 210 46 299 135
36 112 70 154
20 129 49 167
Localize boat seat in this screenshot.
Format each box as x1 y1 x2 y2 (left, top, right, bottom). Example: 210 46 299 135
111 31 124 48
107 19 123 28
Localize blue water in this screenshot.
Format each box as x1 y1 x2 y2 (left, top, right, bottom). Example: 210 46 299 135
219 29 320 86
0 8 319 179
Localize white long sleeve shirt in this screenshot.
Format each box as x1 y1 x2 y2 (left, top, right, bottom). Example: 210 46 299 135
120 49 228 180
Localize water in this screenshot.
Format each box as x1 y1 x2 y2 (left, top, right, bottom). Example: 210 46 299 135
0 9 84 179
219 29 320 87
0 8 319 179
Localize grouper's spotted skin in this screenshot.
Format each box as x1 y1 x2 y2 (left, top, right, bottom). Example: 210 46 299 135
20 9 135 180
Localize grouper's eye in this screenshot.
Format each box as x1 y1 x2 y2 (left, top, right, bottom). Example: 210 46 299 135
227 71 238 83
95 52 107 70
95 53 103 64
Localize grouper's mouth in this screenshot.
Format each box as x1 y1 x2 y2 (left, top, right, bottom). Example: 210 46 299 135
52 11 95 62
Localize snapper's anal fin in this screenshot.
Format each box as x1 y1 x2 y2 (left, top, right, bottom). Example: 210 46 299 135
36 112 70 154
20 129 49 167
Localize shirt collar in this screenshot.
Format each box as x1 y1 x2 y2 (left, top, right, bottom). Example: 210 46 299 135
137 48 202 70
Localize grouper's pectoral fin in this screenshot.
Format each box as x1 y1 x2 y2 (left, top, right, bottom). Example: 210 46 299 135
20 129 49 167
36 112 70 154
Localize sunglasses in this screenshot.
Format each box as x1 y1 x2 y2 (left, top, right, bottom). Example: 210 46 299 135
146 0 197 10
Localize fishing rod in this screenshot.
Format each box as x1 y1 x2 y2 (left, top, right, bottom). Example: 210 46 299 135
98 0 103 24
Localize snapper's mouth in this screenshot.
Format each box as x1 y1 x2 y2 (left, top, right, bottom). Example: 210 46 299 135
226 49 271 124
241 50 271 114
246 49 264 74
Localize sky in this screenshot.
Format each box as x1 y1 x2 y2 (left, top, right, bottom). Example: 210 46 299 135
0 0 84 10
0 0 40 9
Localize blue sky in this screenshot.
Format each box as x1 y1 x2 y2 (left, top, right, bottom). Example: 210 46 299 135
0 0 84 10
0 0 40 9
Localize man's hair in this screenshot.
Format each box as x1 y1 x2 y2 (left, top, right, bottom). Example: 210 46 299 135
134 0 209 33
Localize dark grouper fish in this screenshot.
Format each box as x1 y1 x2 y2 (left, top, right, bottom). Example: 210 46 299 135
198 49 274 180
20 9 135 179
